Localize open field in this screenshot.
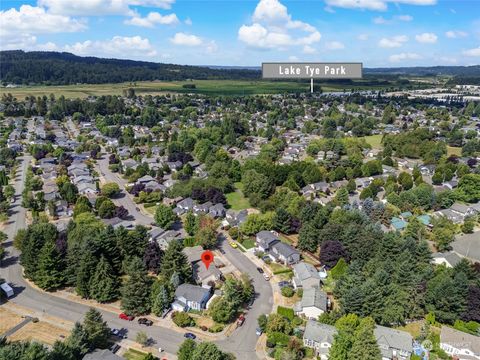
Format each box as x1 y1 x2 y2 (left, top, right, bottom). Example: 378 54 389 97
0 78 426 99
8 320 70 345
362 134 384 149
0 307 24 334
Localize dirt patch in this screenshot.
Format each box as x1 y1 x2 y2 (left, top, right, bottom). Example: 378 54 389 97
195 316 215 328
8 320 70 345
0 307 24 334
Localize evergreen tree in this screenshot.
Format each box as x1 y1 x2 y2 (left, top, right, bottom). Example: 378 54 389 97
121 257 152 315
177 339 196 360
83 308 110 349
151 283 172 316
335 187 349 206
97 225 122 274
348 317 381 360
35 239 65 291
50 341 77 360
65 322 89 357
297 221 320 252
273 208 292 234
160 241 191 283
76 250 97 298
184 211 198 236
90 255 119 303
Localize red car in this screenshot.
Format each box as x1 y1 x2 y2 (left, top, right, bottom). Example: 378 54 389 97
237 315 245 327
119 313 134 321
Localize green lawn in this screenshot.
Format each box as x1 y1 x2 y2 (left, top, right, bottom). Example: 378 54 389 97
123 348 155 360
241 238 256 249
447 146 462 157
226 183 250 210
362 134 384 149
143 204 157 215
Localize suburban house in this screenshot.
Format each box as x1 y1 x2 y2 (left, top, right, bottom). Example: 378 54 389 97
223 209 248 227
82 349 123 360
183 246 222 286
432 252 463 268
440 326 480 360
375 325 413 360
172 284 212 312
303 320 413 360
451 232 480 263
256 231 300 265
294 287 328 319
292 262 321 289
303 320 337 360
155 230 184 250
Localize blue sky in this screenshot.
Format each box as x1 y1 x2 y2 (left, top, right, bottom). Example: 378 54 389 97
1 0 479 67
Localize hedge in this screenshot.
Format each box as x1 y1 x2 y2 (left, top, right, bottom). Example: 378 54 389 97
273 269 293 275
277 306 294 321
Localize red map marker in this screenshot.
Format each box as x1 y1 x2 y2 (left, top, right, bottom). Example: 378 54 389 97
201 250 214 270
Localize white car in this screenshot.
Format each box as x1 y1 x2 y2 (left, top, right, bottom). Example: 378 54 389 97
263 273 270 281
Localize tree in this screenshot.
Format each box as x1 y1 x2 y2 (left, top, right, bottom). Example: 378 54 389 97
173 311 194 327
348 317 381 360
178 339 196 360
121 257 152 315
143 241 162 273
320 240 348 268
151 283 172 316
83 308 110 349
154 204 177 229
329 314 360 360
209 296 236 323
258 314 268 332
35 239 65 291
76 250 97 298
191 342 231 360
273 208 293 234
136 331 149 347
184 211 198 236
101 183 120 198
242 169 273 199
160 241 191 283
455 174 480 203
60 181 78 204
298 222 320 252
335 187 349 206
89 256 119 303
3 185 15 200
398 172 413 190
65 322 89 357
97 198 116 219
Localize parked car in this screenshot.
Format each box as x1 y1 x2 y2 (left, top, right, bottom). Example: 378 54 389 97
184 332 196 340
256 267 264 274
256 328 263 336
111 328 120 336
247 296 255 308
278 281 292 288
119 313 134 321
138 318 153 326
237 315 245 327
219 248 226 255
229 241 238 248
263 273 270 281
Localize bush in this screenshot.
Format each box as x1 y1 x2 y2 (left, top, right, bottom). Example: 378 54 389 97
292 316 303 326
208 323 225 333
183 237 196 247
296 288 303 298
267 332 290 347
277 306 294 321
330 258 348 280
281 287 294 298
172 312 194 327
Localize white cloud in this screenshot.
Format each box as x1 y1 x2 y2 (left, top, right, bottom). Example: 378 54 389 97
415 32 437 43
373 16 387 24
0 5 86 39
125 11 179 27
325 0 436 11
170 32 203 46
238 0 321 50
357 34 369 41
445 30 467 38
326 41 345 50
463 46 480 57
397 15 413 21
378 35 408 48
206 41 218 53
38 0 175 16
64 36 157 58
185 17 192 25
389 52 421 62
303 45 316 54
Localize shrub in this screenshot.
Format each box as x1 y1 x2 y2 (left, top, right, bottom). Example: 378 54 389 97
330 258 348 280
183 237 196 247
172 312 194 327
292 316 303 326
208 323 224 333
296 288 303 298
277 306 294 321
281 287 294 298
267 332 290 347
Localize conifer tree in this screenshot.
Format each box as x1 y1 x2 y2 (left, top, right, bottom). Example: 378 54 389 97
90 255 119 303
160 241 191 283
35 239 65 290
83 308 110 349
348 317 381 360
76 250 97 298
121 257 152 315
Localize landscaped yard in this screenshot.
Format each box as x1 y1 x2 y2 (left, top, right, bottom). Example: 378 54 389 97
268 262 292 275
226 182 250 210
143 204 157 215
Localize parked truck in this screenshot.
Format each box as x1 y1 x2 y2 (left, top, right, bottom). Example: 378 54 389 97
1 282 14 298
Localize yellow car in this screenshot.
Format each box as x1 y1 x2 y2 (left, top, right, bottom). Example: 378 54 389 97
229 241 238 248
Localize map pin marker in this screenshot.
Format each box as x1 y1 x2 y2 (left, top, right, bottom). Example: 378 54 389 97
201 250 214 270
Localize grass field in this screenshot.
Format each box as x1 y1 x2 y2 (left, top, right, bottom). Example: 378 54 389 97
226 182 250 210
8 320 70 345
123 348 152 360
447 146 462 157
1 78 416 99
363 134 384 149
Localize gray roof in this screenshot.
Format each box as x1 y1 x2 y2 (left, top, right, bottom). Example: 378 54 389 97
451 202 472 214
293 262 320 282
175 284 210 303
149 227 165 240
451 232 480 262
257 230 278 243
303 320 336 344
298 287 327 311
440 326 480 354
271 241 299 258
82 349 122 360
374 325 413 357
432 251 463 267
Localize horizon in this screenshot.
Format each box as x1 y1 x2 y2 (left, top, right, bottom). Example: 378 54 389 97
1 0 479 67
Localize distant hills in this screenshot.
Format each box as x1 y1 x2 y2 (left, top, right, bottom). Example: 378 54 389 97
1 50 479 85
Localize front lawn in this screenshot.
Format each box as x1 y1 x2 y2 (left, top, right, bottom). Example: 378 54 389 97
123 348 153 360
143 204 157 215
241 238 256 249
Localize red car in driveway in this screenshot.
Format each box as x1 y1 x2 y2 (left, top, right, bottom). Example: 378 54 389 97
119 313 134 321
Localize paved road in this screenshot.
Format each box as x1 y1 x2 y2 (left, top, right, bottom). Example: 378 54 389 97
96 151 153 226
0 152 273 359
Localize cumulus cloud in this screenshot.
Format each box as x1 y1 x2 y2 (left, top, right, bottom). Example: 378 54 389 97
38 0 175 16
415 32 437 43
125 11 179 27
389 52 421 62
64 36 157 58
238 0 321 50
463 47 480 57
378 35 408 48
324 0 436 11
0 5 86 38
326 41 345 50
445 30 467 38
170 32 203 46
